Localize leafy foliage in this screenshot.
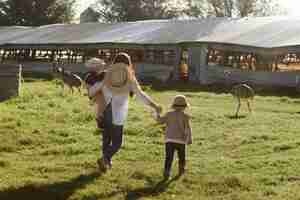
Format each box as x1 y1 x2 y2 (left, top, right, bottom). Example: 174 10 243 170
0 0 76 26
88 0 283 23
94 0 198 22
205 0 283 17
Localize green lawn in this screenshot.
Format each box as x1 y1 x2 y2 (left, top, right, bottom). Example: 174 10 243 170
1 80 300 200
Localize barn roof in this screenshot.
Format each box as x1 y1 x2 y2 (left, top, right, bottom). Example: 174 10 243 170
1 17 300 51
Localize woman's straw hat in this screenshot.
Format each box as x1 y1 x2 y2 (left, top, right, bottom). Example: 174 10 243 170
104 63 133 94
172 95 190 108
85 57 106 72
103 52 134 94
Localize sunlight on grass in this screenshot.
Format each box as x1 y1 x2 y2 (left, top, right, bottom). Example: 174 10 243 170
1 80 300 199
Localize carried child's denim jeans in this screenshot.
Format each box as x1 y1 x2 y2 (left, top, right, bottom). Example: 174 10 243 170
102 103 123 165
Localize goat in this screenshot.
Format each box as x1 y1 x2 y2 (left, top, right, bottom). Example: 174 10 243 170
224 70 255 117
52 63 83 94
231 83 255 118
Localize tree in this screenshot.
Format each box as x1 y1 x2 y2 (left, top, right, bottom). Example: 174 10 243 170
206 0 234 17
93 0 196 23
0 0 76 26
205 0 283 17
88 0 284 23
252 0 286 17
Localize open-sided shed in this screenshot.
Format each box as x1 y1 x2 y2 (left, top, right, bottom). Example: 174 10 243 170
1 17 300 86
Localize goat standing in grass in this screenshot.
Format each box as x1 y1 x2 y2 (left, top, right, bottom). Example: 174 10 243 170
52 63 83 94
224 70 255 117
231 83 255 118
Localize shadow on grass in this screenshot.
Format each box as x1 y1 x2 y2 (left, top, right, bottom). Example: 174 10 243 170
0 170 102 200
146 81 300 98
94 174 182 200
23 72 54 82
125 175 181 200
225 114 248 119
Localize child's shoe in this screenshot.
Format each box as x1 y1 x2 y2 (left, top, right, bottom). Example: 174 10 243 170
178 164 185 176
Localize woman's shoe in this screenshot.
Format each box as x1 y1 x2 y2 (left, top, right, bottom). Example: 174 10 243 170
107 160 112 169
97 158 107 172
163 169 170 180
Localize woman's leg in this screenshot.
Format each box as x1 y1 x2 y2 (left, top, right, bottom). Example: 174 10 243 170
106 125 123 162
101 103 113 167
102 125 112 164
101 102 124 168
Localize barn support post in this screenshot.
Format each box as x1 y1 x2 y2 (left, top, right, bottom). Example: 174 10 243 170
172 47 182 80
188 45 209 83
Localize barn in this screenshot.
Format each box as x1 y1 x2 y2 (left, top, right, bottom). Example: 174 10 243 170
1 16 300 88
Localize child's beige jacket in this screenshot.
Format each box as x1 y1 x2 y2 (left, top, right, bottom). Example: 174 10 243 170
158 111 192 145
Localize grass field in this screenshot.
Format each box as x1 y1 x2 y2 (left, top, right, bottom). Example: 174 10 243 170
1 79 300 200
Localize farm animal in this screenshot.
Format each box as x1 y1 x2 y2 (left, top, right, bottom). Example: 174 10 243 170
223 70 255 117
52 63 83 93
231 83 255 118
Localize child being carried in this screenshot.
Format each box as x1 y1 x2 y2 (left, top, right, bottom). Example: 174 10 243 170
84 58 107 129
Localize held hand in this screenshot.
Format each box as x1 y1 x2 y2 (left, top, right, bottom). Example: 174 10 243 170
155 105 162 114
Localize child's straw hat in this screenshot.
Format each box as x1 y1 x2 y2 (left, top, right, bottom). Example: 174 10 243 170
172 95 190 108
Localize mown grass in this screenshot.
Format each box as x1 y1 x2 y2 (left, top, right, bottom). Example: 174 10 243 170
1 80 300 200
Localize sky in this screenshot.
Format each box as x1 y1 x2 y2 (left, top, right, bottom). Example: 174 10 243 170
278 0 300 16
75 0 98 18
75 0 300 18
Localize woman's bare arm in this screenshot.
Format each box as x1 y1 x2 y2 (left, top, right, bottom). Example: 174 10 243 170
131 77 161 113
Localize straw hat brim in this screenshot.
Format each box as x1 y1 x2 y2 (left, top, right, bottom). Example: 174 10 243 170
171 103 190 108
171 95 190 108
85 58 106 72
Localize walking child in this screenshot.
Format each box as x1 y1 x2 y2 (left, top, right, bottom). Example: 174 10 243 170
156 95 192 179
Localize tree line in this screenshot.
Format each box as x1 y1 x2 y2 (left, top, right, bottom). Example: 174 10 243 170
0 0 284 26
95 0 284 22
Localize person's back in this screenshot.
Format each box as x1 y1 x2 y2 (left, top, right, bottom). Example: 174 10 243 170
156 95 192 179
160 110 191 145
87 52 162 172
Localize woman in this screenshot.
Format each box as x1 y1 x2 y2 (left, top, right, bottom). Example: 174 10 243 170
88 52 162 171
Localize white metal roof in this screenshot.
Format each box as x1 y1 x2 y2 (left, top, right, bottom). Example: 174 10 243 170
1 17 300 49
